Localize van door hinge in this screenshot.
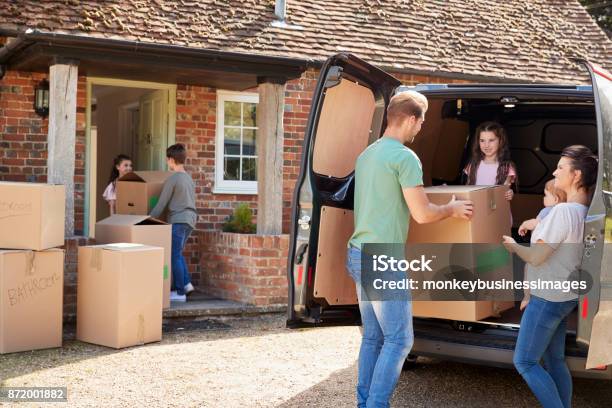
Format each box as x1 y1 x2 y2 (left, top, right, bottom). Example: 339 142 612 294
324 66 343 88
298 215 311 230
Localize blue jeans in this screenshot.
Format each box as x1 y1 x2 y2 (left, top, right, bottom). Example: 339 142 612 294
171 223 193 295
513 295 578 408
346 247 414 408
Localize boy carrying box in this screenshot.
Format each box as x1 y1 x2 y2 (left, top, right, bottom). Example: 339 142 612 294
150 144 197 302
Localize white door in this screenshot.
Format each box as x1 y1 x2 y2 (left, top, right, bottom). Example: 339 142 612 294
138 90 168 170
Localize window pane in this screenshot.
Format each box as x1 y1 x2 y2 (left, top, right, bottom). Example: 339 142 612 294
224 101 241 126
224 157 240 180
242 157 257 181
224 128 241 155
243 128 256 155
243 103 257 127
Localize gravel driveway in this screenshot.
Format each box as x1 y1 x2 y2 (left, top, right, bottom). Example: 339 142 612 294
1 314 611 407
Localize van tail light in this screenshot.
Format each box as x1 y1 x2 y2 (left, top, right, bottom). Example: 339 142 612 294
307 266 313 286
592 365 608 371
296 265 304 285
581 297 588 319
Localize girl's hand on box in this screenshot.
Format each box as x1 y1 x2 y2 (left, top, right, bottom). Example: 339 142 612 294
505 189 514 201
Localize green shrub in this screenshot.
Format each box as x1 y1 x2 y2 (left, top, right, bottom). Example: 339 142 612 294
222 203 256 233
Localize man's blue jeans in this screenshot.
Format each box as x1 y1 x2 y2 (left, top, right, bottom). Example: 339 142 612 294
171 223 193 295
513 295 578 408
346 247 413 408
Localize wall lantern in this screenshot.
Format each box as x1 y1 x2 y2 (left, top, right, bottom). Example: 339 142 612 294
34 79 49 117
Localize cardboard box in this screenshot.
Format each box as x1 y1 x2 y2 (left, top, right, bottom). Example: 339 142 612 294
77 243 164 349
116 171 172 217
407 185 514 321
95 215 172 309
0 182 65 250
0 249 64 354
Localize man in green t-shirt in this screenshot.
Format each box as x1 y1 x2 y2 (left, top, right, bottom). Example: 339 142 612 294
346 90 473 408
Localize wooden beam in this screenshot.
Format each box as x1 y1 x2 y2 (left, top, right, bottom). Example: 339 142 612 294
48 61 78 236
256 80 285 235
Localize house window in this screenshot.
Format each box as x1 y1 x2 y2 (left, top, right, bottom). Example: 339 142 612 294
214 90 259 194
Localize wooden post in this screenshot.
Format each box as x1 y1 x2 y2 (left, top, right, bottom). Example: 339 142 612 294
48 60 78 236
256 78 285 235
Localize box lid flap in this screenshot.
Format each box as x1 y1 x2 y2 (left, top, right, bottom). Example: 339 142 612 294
96 214 167 226
424 185 501 193
0 181 64 187
0 248 64 255
87 243 162 252
117 171 172 183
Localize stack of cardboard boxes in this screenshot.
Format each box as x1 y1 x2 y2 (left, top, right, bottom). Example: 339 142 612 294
98 170 173 309
76 170 171 349
0 182 66 354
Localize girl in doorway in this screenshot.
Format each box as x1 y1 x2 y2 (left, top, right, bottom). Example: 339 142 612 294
463 121 517 200
103 154 133 215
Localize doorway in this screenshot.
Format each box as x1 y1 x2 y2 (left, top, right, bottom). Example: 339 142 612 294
85 78 177 237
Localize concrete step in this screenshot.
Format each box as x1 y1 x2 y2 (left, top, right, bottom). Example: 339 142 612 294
163 291 286 318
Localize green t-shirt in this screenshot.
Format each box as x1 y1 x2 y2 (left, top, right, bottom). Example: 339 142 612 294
348 137 424 248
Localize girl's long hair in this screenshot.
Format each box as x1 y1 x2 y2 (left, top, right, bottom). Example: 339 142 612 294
466 121 517 187
108 154 131 185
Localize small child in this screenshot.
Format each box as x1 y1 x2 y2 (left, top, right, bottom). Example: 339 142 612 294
149 144 197 303
463 121 517 201
103 154 132 215
517 179 567 310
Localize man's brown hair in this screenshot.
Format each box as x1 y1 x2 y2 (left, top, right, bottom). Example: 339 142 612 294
386 90 428 126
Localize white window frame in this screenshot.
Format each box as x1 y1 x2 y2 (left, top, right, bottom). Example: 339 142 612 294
214 90 259 195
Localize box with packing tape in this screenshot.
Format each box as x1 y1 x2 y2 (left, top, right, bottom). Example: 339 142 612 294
0 249 64 354
77 243 164 349
115 171 172 217
0 182 65 250
94 215 172 309
407 185 514 321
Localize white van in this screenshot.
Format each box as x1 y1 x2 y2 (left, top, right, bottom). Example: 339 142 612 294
287 53 612 380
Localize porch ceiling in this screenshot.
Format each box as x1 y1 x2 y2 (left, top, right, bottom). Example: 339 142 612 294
0 31 312 90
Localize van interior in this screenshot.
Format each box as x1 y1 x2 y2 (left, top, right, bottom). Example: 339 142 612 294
309 79 597 336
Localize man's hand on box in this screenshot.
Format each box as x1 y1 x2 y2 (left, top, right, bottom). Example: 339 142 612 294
448 194 473 220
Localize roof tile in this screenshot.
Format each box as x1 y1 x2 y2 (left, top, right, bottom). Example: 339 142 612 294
1 0 610 82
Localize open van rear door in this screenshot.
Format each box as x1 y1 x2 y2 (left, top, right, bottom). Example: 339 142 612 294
287 54 400 327
580 62 612 369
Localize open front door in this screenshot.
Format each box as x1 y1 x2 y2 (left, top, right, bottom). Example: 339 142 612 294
578 62 612 369
138 90 169 171
287 54 401 327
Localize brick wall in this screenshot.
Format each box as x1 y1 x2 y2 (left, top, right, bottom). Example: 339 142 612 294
282 69 318 233
62 236 94 321
199 231 289 306
2 66 471 306
0 71 88 235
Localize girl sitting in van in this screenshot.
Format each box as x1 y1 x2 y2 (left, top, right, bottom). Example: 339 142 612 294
463 121 517 201
103 154 133 215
